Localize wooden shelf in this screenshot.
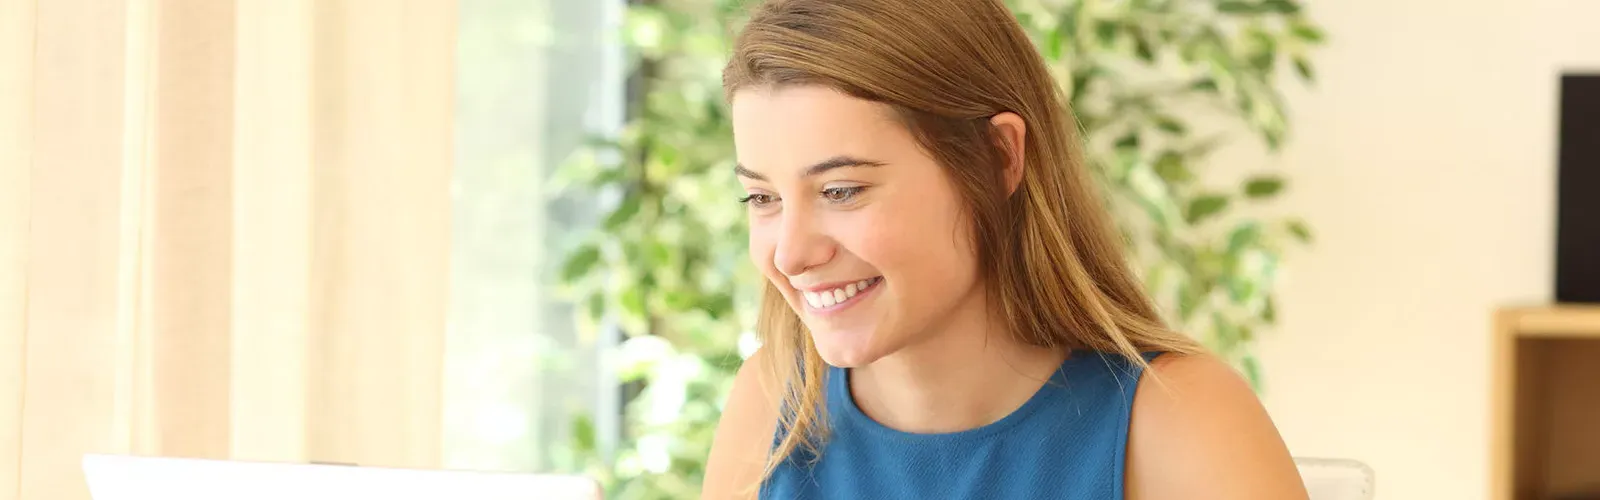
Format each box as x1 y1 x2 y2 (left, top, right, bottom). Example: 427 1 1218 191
1493 305 1600 500
1502 305 1600 338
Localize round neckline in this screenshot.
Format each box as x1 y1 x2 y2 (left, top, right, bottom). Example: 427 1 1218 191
832 350 1091 443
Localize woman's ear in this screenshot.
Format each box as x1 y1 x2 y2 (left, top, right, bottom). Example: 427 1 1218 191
989 112 1027 197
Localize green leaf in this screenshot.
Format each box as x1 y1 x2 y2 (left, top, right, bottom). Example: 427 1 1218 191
1211 312 1239 353
581 135 622 151
1095 20 1119 48
1143 262 1169 295
1216 1 1259 14
1262 296 1278 323
1047 26 1065 60
572 414 597 453
1248 31 1277 72
1115 133 1140 151
587 166 629 188
561 245 602 283
1185 194 1230 224
1060 2 1083 41
1011 7 1031 26
605 195 644 230
1262 0 1302 14
663 289 695 310
647 241 672 267
1227 276 1258 304
1069 66 1099 101
1155 116 1186 134
1154 152 1192 184
1263 127 1285 151
1293 56 1316 82
621 287 647 322
1189 78 1219 93
1227 222 1262 255
1134 32 1156 62
1243 176 1285 198
1249 52 1275 73
705 293 735 319
1177 279 1202 321
1286 218 1313 243
1292 23 1326 43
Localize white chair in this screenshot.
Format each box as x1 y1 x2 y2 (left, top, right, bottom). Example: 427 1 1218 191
1296 457 1375 500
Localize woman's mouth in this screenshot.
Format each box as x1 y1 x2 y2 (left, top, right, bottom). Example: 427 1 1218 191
801 276 883 313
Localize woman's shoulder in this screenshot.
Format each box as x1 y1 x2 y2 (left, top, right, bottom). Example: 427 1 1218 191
1124 353 1309 499
1130 352 1260 415
702 351 781 500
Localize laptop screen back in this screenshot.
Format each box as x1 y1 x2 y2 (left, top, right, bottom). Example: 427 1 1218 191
82 454 602 500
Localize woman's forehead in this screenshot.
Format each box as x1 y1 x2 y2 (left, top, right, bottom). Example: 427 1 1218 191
730 86 913 177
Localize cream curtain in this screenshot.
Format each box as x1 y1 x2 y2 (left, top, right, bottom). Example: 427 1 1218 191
1 1 456 499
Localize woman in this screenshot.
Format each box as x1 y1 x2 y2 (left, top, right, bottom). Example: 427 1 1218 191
702 0 1308 498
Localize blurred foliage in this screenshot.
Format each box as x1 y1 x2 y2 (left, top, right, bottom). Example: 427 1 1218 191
551 0 1323 498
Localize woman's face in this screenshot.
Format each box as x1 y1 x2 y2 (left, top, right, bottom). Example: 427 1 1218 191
731 85 985 368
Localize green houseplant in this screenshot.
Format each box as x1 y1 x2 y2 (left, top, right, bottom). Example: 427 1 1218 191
552 0 1323 497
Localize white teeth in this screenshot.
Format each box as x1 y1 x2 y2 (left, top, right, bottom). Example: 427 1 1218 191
803 278 883 310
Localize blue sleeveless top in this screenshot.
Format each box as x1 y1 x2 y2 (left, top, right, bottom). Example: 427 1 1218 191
761 351 1160 500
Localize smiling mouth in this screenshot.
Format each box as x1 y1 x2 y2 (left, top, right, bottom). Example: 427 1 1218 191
802 276 883 311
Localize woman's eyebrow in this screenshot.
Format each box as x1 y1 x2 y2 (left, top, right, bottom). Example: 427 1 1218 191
735 155 887 181
802 155 886 177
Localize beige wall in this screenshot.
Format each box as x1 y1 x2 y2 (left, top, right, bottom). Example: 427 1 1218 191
1253 1 1600 499
1 0 36 498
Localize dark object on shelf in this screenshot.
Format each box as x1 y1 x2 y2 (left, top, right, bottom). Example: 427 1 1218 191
1557 74 1600 303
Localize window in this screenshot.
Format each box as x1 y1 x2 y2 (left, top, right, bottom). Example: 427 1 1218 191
447 0 625 473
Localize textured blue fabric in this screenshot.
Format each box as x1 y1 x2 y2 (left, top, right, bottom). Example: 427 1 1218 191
761 350 1161 500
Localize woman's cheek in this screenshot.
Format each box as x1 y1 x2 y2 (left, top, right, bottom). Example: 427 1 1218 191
834 206 899 267
747 218 781 274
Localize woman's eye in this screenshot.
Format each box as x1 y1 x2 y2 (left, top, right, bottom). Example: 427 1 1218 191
738 193 777 207
821 186 865 203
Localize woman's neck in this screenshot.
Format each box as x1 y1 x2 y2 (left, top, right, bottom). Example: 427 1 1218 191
848 300 1067 434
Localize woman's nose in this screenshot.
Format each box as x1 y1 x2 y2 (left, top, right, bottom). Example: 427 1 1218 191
772 208 834 277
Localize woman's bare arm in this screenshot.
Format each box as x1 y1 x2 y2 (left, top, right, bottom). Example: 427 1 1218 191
1126 353 1308 500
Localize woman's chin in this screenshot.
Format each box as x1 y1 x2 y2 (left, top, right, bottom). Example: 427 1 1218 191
809 328 883 368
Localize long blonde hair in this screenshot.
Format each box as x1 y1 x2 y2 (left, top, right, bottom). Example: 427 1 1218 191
721 0 1204 485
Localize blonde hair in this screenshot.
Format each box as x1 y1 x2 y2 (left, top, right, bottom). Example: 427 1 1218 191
721 0 1204 486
